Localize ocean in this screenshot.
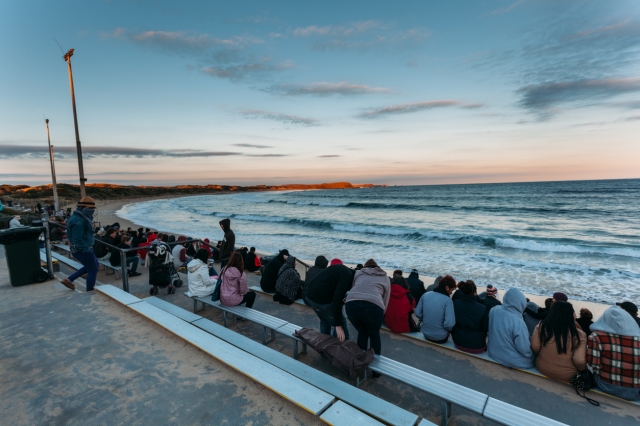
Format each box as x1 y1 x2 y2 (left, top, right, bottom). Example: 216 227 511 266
116 179 640 304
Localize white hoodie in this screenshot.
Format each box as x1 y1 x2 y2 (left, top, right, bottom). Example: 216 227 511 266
186 259 217 297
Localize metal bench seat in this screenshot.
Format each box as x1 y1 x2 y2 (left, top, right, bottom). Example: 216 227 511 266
320 400 385 426
482 397 568 426
42 249 84 271
368 355 488 426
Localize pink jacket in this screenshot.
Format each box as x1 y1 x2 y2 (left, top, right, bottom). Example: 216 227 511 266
220 267 248 306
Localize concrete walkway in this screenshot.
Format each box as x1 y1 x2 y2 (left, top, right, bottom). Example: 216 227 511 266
0 246 322 426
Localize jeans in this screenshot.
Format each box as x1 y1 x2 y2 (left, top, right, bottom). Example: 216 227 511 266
306 298 350 341
69 251 99 291
595 375 640 401
345 300 384 355
239 291 256 309
125 256 139 273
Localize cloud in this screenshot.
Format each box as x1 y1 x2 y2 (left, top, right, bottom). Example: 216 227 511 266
318 155 340 158
492 0 529 15
244 154 288 157
292 21 385 38
231 143 273 148
268 82 391 96
360 100 484 118
238 109 319 126
202 58 293 81
0 145 246 159
517 78 640 119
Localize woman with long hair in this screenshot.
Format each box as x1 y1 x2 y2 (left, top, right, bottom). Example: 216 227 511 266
531 301 587 382
220 251 256 308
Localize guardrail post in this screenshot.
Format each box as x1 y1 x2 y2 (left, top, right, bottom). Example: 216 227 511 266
42 221 54 279
120 250 129 293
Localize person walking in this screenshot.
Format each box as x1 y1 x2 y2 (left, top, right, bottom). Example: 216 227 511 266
59 197 99 291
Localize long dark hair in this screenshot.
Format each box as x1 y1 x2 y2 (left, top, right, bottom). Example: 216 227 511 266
226 251 244 274
539 301 580 354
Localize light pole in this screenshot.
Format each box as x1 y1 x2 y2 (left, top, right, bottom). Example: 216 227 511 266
63 48 87 198
45 119 60 211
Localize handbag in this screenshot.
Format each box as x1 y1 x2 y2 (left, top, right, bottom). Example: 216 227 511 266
211 267 225 301
570 369 599 406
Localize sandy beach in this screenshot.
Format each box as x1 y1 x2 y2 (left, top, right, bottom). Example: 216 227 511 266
98 195 614 319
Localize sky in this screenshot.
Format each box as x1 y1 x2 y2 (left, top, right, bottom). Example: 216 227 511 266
1 0 639 186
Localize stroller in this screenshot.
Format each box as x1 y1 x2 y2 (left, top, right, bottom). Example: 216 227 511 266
146 242 183 295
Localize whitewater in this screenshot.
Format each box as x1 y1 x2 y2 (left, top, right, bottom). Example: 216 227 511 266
116 179 640 304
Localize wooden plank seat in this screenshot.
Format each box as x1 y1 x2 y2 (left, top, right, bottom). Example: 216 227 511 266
319 400 385 426
366 355 488 426
192 316 420 426
126 299 336 416
482 397 568 426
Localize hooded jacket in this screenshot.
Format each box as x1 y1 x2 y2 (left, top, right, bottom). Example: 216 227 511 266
407 271 426 303
415 287 456 341
305 256 329 286
384 283 417 333
487 288 535 369
452 293 489 349
220 266 248 306
305 264 354 326
275 257 303 304
345 267 390 311
260 250 287 293
186 258 217 297
219 219 235 260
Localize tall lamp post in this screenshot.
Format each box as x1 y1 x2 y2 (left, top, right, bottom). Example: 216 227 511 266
63 48 87 198
45 119 60 211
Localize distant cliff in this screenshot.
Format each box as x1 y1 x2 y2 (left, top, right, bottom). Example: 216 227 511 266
0 182 385 201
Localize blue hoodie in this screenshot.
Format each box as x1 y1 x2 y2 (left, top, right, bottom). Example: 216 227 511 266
487 288 535 369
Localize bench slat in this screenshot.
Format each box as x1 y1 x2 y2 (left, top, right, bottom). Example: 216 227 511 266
96 284 143 306
196 297 288 329
128 302 335 415
42 250 84 270
192 317 418 426
482 398 568 426
320 401 384 426
369 356 488 414
145 297 202 323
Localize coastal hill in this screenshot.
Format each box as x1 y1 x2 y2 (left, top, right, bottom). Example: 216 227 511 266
0 182 383 201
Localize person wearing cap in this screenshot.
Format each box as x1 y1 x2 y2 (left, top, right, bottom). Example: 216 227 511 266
59 197 99 291
587 306 640 400
617 302 640 328
9 215 25 228
305 258 354 342
407 269 426 303
260 249 289 293
415 274 457 343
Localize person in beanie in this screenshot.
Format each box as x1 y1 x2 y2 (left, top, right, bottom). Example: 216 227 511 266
407 269 426 303
482 285 502 312
60 197 99 291
219 218 235 269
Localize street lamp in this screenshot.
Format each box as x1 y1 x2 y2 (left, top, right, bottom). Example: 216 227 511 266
63 48 87 198
45 119 60 211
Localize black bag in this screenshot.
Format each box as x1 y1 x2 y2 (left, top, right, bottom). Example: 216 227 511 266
211 267 224 302
570 370 599 406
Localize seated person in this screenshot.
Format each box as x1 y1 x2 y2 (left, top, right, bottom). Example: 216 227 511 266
260 249 289 293
482 285 502 312
531 301 586 382
616 301 640 328
244 247 262 272
136 236 149 263
587 306 640 401
406 269 426 304
487 288 534 369
220 252 255 308
109 236 141 277
172 236 190 268
451 281 488 354
202 238 214 259
576 308 594 335
384 275 419 333
425 276 442 292
273 256 303 305
415 274 456 343
302 255 328 304
523 300 542 337
186 248 217 297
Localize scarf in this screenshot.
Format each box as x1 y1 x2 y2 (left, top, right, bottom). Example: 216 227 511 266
73 207 95 228
276 257 301 301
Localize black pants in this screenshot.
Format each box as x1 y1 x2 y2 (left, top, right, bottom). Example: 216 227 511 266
345 300 384 355
239 291 256 309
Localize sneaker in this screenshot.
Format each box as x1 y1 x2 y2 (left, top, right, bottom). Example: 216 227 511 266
59 278 74 290
129 272 142 277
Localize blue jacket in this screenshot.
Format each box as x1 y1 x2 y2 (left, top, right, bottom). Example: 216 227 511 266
415 288 456 341
66 211 94 253
487 288 535 369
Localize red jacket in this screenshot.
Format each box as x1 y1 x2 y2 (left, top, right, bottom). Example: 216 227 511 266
384 284 416 333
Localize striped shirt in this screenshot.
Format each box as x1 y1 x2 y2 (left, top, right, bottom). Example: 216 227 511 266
586 331 640 387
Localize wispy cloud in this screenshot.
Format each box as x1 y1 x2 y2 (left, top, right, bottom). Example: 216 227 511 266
238 109 319 126
318 155 340 158
517 78 640 119
292 21 386 38
492 0 529 15
231 143 272 149
268 82 391 96
0 145 249 159
360 100 484 118
202 58 293 81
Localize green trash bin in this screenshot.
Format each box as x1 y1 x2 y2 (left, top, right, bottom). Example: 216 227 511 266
0 227 49 286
